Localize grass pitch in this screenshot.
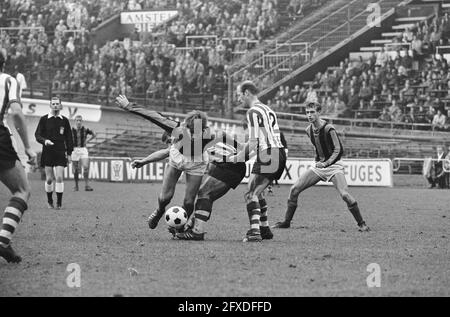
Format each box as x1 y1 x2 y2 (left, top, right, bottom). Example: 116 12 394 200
0 178 449 297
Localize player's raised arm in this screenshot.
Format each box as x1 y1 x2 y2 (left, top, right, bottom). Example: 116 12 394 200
115 94 179 133
132 148 170 169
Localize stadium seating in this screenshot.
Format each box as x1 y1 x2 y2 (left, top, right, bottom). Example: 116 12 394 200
265 2 450 133
88 124 166 157
2 0 338 116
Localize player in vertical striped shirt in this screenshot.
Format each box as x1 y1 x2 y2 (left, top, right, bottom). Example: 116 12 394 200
229 81 287 242
273 102 370 232
71 115 96 192
0 52 36 263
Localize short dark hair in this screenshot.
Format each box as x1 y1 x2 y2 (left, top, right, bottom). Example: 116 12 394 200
51 96 61 103
240 81 258 95
241 120 248 130
305 101 322 113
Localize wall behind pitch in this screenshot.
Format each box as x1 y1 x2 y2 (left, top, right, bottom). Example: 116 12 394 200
62 157 393 187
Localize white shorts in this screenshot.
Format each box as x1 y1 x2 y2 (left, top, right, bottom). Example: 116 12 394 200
310 161 345 182
168 145 207 176
71 147 89 161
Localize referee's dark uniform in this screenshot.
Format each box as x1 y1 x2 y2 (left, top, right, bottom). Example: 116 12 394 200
35 114 74 167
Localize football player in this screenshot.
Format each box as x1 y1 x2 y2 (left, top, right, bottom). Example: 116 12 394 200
273 101 370 232
228 81 287 242
0 52 36 263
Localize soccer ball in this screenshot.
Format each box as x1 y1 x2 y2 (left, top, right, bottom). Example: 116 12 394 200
165 206 188 229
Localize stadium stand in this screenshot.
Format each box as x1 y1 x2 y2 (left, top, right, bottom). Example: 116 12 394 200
262 2 450 133
1 0 331 114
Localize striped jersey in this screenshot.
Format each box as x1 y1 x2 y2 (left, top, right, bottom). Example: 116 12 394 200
0 73 21 126
306 122 344 166
72 126 94 148
206 132 240 163
246 101 284 152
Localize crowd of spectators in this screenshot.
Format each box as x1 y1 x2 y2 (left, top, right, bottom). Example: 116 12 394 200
269 12 450 131
0 0 286 112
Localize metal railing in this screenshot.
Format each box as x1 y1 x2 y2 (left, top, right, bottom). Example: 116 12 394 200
185 35 218 48
228 0 399 96
393 158 450 173
275 110 450 137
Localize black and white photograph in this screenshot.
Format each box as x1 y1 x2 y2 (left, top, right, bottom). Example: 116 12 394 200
0 0 449 300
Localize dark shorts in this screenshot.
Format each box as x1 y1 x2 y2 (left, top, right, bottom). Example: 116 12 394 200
41 148 67 168
208 162 247 189
252 148 287 181
0 126 19 172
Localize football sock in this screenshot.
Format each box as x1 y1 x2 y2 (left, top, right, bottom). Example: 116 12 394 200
45 182 54 204
348 202 364 226
74 169 79 187
183 203 195 219
55 183 64 206
247 202 261 231
0 197 27 247
193 199 212 233
83 169 89 187
259 199 269 227
285 199 298 223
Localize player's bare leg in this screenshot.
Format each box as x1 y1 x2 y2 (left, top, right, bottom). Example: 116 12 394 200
72 161 80 191
44 166 55 209
243 174 271 242
169 173 203 236
148 165 182 229
178 176 230 241
274 169 321 229
0 161 31 263
81 157 93 191
54 166 65 210
331 173 370 232
182 173 203 220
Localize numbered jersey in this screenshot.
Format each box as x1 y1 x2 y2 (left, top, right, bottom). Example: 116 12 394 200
0 73 21 126
246 102 283 152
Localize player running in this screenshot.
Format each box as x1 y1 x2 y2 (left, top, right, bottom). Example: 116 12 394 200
228 81 287 243
0 52 36 263
115 95 247 240
273 101 370 232
35 97 73 210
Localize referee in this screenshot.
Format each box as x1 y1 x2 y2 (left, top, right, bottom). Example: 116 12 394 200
35 97 73 210
71 115 95 191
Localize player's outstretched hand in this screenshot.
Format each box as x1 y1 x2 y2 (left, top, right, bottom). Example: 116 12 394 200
115 95 130 109
25 148 37 166
132 160 145 169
